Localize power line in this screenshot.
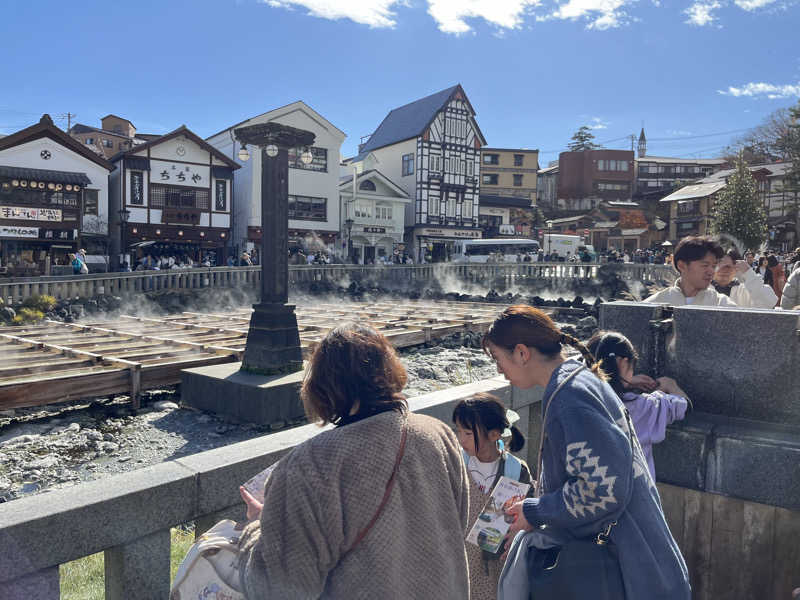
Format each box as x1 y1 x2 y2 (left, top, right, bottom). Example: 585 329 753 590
646 128 751 142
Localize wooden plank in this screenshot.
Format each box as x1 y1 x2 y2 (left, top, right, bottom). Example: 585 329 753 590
772 506 800 600
683 488 714 600
740 500 775 598
709 493 745 600
0 369 131 409
656 483 686 549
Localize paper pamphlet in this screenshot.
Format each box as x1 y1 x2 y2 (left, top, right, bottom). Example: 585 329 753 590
466 476 530 553
242 462 279 504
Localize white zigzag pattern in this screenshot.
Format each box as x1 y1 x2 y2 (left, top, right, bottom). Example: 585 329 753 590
562 441 618 518
615 414 657 491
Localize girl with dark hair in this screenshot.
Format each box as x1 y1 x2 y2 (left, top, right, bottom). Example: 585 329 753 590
586 331 690 480
453 393 532 599
237 323 471 599
483 305 690 600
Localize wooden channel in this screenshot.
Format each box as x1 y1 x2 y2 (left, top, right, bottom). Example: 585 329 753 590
0 300 515 411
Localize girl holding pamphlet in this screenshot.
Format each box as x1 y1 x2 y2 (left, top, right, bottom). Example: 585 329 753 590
453 393 532 600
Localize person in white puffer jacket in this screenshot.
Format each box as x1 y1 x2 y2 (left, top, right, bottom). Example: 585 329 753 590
712 248 778 309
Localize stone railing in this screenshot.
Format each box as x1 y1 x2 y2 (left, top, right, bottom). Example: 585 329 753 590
0 263 676 304
0 376 539 600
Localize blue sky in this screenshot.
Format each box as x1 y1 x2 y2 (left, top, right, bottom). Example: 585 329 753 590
1 0 798 164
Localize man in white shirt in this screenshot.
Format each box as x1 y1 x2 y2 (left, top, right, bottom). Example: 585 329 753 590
645 236 736 306
712 248 777 308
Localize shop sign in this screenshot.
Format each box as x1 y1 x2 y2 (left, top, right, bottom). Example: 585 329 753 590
0 206 62 222
499 224 516 235
39 229 75 241
418 227 481 239
162 208 201 225
150 160 209 188
0 225 39 238
362 226 386 234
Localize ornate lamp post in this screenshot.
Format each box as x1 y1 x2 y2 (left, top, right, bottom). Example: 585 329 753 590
234 122 315 375
118 208 130 270
345 218 354 263
546 219 553 259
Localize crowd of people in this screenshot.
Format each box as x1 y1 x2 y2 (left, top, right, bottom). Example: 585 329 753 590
227 310 699 599
645 236 800 310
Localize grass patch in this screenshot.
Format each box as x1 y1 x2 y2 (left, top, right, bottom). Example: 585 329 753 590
59 525 196 599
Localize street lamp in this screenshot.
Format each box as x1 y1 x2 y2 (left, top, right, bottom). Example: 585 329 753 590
546 220 553 259
345 218 354 263
118 208 130 270
233 121 316 375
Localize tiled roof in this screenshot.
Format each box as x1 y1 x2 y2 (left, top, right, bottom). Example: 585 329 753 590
659 182 727 202
0 165 92 185
359 86 460 153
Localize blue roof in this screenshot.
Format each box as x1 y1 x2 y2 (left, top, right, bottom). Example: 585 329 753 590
359 85 461 153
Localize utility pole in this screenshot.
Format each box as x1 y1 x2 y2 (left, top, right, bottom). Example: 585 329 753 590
629 134 636 152
56 112 76 132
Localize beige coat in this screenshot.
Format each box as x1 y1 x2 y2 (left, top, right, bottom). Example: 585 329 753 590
238 410 470 599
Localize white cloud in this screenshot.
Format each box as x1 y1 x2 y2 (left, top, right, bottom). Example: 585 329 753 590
589 117 610 129
684 0 721 25
733 0 777 9
546 0 636 30
264 0 404 28
426 0 540 34
717 81 800 99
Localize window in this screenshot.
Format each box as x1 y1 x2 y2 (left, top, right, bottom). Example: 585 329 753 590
463 198 473 218
83 189 98 215
596 182 630 191
402 153 414 176
513 174 523 187
376 204 392 220
446 193 456 217
359 180 376 191
85 137 95 145
130 171 144 205
429 155 442 172
150 184 209 210
287 147 328 172
597 159 628 171
429 196 439 216
354 201 371 218
514 154 524 167
288 195 327 221
483 174 498 185
102 139 113 148
466 161 474 176
215 180 227 211
483 154 499 165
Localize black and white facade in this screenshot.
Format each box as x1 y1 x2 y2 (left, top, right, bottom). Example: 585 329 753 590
346 85 486 262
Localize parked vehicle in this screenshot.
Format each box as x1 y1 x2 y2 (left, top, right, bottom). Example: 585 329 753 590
454 238 539 263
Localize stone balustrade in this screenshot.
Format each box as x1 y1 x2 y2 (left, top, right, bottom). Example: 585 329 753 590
0 262 676 304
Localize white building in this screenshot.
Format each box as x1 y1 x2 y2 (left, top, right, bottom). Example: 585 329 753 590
346 85 486 263
206 101 346 255
339 169 410 263
108 126 240 267
0 114 112 274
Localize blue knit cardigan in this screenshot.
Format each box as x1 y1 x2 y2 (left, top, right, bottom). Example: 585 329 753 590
521 360 691 600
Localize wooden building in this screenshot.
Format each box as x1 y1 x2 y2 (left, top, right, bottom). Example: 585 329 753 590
0 115 112 275
109 126 239 267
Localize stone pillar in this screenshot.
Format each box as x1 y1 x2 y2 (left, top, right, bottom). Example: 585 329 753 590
105 529 171 600
0 567 59 600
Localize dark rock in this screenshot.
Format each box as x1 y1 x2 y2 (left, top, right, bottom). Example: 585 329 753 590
0 306 15 322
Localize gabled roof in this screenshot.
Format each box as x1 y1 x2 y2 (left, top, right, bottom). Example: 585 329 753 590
479 194 533 208
359 84 486 154
0 114 112 171
660 182 727 202
699 161 793 183
206 100 346 142
101 114 135 128
339 169 409 199
111 125 240 169
636 155 726 165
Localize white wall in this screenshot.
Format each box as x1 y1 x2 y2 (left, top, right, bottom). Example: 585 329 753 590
0 137 110 235
359 138 417 227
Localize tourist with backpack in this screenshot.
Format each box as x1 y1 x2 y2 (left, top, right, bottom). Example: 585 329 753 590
453 393 532 599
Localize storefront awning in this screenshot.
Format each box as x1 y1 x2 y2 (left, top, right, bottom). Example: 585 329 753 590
0 165 92 186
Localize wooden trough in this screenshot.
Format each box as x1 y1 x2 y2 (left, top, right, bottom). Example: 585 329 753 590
0 300 514 411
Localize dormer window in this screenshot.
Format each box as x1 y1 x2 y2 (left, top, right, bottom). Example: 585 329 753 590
359 180 376 192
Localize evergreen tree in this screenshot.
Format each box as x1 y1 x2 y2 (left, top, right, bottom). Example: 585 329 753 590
568 126 600 151
710 151 767 251
780 101 800 233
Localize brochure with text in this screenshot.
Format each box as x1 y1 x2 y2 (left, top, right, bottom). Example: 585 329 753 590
242 462 280 504
466 476 531 553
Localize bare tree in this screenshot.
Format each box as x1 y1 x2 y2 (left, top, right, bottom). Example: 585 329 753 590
724 106 794 164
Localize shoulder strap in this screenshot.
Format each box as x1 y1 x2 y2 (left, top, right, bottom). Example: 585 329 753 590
503 453 522 481
344 417 408 556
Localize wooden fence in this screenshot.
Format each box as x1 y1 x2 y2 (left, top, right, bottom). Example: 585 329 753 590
0 262 676 304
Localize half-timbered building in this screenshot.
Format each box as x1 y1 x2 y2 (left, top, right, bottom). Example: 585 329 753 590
346 85 486 263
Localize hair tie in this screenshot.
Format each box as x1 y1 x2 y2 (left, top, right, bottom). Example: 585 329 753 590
501 409 520 438
607 352 616 359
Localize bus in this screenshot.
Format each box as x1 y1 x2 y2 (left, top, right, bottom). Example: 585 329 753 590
454 238 540 263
